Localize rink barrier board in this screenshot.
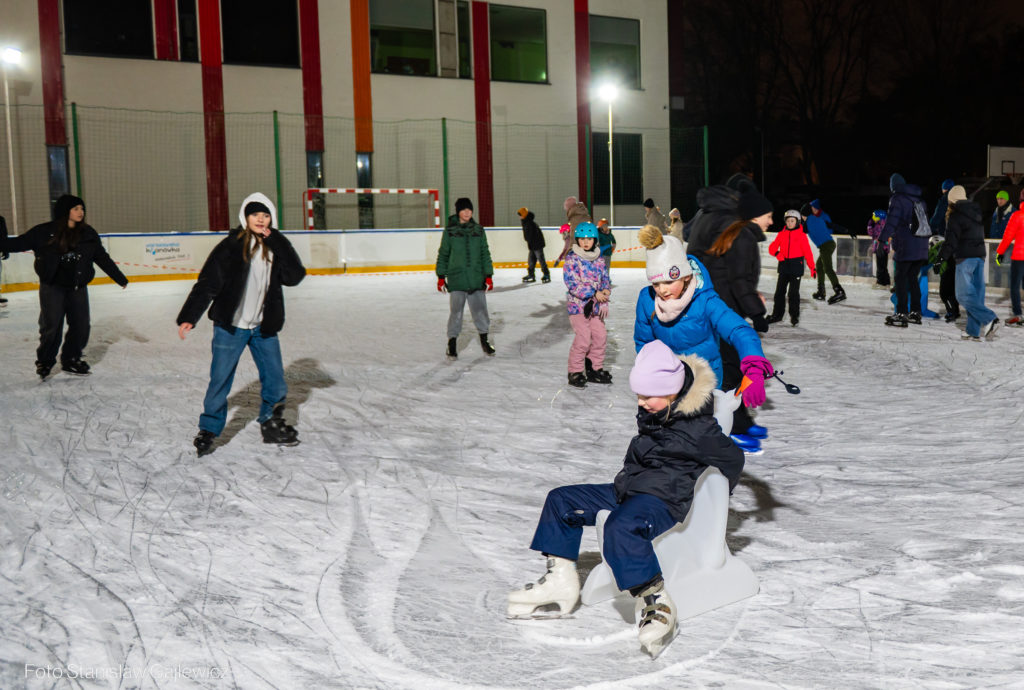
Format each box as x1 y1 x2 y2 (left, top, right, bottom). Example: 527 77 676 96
0 229 1013 295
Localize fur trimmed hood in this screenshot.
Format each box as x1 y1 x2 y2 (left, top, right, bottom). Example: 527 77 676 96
671 353 718 417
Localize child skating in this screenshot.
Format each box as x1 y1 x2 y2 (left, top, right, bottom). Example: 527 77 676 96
767 210 816 326
563 222 611 387
507 339 744 657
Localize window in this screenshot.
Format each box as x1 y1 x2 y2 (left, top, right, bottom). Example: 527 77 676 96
178 0 199 62
591 132 643 205
370 0 436 76
457 1 472 79
64 0 154 59
221 0 300 68
489 5 547 83
590 15 640 90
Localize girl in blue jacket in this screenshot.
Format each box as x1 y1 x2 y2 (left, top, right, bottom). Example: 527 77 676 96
633 226 773 452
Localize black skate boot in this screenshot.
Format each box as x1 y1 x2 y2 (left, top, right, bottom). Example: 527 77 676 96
907 312 922 325
480 333 496 356
446 337 457 359
541 274 551 283
812 289 826 301
827 286 846 304
885 313 909 328
36 361 53 379
586 368 613 384
522 274 536 283
765 314 783 324
568 372 587 388
194 430 216 456
61 358 91 375
261 405 299 446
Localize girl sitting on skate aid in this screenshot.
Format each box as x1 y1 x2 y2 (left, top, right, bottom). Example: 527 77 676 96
507 340 745 657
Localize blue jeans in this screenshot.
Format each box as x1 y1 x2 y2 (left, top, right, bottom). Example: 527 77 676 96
1010 260 1024 317
954 258 997 337
200 324 287 435
529 483 677 592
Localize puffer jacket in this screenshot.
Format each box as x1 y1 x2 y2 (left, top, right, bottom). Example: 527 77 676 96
880 183 929 262
769 226 816 276
633 256 765 386
520 211 545 250
805 211 833 247
702 222 765 318
436 214 494 292
995 209 1024 261
613 353 745 523
1 220 128 288
940 201 986 264
563 248 610 315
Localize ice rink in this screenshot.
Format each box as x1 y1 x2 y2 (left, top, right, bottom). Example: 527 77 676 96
2 268 1023 689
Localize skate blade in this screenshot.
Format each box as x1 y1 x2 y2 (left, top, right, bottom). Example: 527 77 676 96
640 629 677 659
506 601 574 619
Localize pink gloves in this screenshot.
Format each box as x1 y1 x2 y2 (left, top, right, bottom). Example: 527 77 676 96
740 355 775 408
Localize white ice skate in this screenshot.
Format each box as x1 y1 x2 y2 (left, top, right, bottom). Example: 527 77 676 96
507 556 580 618
635 580 677 658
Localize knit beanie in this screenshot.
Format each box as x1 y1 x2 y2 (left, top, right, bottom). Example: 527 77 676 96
890 173 906 192
455 197 473 213
54 194 85 220
244 201 271 218
996 190 1009 202
947 185 967 205
516 206 529 219
564 196 577 212
638 225 691 282
630 340 692 397
643 198 655 209
738 191 773 220
941 178 955 192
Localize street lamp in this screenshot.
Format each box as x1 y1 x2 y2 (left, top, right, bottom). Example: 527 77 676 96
2 47 22 235
598 83 618 228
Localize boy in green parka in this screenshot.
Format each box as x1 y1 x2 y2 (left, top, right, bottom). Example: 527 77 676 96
436 197 495 359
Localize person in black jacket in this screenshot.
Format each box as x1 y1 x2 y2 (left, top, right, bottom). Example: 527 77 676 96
516 206 549 283
0 195 128 378
508 341 743 657
177 193 306 456
938 185 998 340
684 172 756 253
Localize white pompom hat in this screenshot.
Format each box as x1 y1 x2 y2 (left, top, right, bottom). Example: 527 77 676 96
639 225 691 282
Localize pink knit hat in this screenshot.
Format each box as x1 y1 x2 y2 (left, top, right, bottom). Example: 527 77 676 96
630 340 690 396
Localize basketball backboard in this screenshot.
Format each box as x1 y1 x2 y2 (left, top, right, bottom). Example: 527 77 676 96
987 145 1024 184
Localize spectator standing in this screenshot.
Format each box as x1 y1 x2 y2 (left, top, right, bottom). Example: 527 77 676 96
991 190 1015 240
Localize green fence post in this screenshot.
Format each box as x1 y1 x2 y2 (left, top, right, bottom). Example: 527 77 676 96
441 117 450 218
273 110 284 228
702 124 710 187
71 102 83 196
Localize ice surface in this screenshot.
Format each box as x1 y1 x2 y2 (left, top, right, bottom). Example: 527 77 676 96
2 269 1023 689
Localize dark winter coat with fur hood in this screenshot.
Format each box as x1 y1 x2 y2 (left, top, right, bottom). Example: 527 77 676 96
614 354 745 523
177 227 306 337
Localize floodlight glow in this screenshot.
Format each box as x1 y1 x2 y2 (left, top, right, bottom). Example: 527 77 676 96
598 84 618 102
1 48 22 65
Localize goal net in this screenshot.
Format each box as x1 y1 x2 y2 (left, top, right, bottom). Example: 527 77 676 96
303 188 440 230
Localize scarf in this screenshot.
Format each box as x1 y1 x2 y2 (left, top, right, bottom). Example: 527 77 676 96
654 277 697 322
571 245 601 261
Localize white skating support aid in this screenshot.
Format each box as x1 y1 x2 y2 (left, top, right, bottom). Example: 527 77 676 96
580 467 758 621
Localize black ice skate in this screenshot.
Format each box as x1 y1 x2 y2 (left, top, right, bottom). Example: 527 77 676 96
61 358 91 376
568 372 587 388
446 337 457 359
36 362 53 379
480 333 495 356
261 406 299 446
586 368 612 384
194 430 216 456
522 274 536 283
827 287 846 304
811 289 826 301
765 314 783 324
907 312 922 325
885 313 909 328
541 275 551 283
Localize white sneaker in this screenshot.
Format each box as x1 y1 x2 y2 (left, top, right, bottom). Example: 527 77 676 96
507 556 580 618
984 318 1000 339
960 331 981 341
635 580 677 658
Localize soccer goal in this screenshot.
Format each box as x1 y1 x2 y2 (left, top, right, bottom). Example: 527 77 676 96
303 188 441 230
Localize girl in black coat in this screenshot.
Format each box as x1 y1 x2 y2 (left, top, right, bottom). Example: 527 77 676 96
177 193 306 456
0 194 128 378
516 207 550 283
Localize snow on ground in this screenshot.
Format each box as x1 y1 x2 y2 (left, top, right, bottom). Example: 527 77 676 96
1 269 1023 689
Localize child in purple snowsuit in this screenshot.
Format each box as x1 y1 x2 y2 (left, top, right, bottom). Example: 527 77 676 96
867 210 890 287
563 221 611 388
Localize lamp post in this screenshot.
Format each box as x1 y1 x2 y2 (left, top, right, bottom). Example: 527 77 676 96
2 47 21 234
598 83 618 228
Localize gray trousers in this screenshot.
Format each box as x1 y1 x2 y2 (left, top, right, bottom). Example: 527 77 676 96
447 290 490 338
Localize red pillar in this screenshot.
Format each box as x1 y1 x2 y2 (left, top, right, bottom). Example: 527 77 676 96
198 0 229 231
37 0 67 147
299 0 324 152
153 0 179 61
471 1 494 226
574 0 591 211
